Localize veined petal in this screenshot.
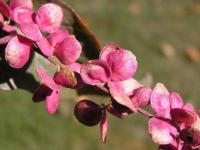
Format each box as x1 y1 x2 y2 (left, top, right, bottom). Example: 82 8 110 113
36 37 54 57
100 43 138 81
5 35 32 68
45 90 60 115
36 3 63 33
170 92 184 109
148 118 177 145
54 35 82 65
47 28 69 47
108 78 141 96
36 66 59 90
151 83 171 119
80 60 110 85
12 7 34 24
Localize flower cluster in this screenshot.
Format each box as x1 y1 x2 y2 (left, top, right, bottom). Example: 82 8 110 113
0 0 200 149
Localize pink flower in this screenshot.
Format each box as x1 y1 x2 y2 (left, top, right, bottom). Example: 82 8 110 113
54 35 82 65
0 0 11 18
35 3 63 33
100 43 138 82
5 35 32 68
149 83 200 149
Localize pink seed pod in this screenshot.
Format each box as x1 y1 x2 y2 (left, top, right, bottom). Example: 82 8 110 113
170 92 184 109
9 0 33 10
12 7 34 24
150 83 171 119
5 35 32 69
54 35 82 65
131 86 152 108
36 3 63 33
54 68 77 88
74 100 103 126
19 23 43 41
80 60 110 85
47 28 69 47
36 66 59 91
45 90 60 115
148 118 178 145
36 37 54 57
100 43 138 82
108 78 141 96
0 0 11 18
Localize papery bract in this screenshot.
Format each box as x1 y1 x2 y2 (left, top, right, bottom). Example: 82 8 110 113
108 78 141 96
148 118 178 145
47 28 69 47
5 35 32 68
100 111 108 143
151 83 171 119
131 86 152 108
45 90 60 115
100 43 138 81
36 3 63 33
110 89 137 112
54 35 82 65
74 100 102 126
80 60 110 85
170 92 184 109
19 23 43 41
12 7 33 24
9 0 33 10
36 67 59 90
0 0 11 18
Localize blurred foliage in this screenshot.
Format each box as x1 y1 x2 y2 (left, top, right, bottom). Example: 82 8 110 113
0 0 200 149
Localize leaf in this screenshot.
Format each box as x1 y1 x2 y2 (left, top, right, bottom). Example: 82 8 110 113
51 0 101 59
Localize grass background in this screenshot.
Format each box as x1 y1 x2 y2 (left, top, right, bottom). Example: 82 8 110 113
1 0 200 149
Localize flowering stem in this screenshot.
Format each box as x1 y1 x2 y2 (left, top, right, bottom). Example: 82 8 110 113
137 108 153 119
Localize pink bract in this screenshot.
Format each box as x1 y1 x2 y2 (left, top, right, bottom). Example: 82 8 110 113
5 35 32 68
0 0 11 18
54 35 82 65
80 60 110 85
19 23 43 41
170 92 184 109
100 111 108 143
131 86 152 108
9 0 33 10
36 3 63 33
108 78 141 96
47 28 69 47
100 43 138 82
36 66 59 90
151 83 171 119
148 118 178 145
45 90 60 115
12 7 34 24
110 89 137 112
36 37 54 57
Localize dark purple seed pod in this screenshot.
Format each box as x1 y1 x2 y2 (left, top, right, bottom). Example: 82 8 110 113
74 100 103 126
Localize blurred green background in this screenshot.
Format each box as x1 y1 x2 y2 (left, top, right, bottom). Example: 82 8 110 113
1 0 200 149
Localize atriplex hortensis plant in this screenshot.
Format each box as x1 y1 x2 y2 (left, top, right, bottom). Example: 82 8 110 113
0 0 200 149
